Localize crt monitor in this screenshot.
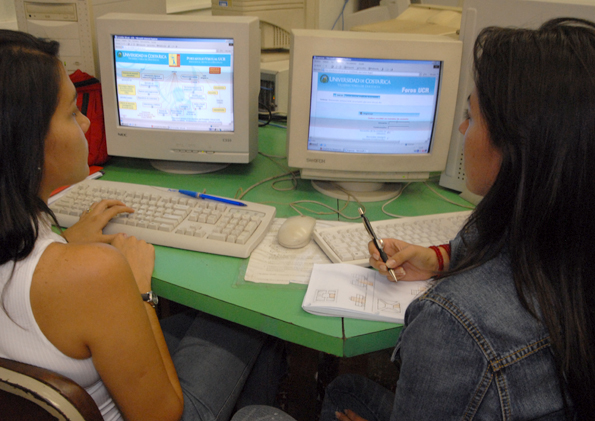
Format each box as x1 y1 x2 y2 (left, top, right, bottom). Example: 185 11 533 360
286 29 462 201
95 13 260 174
439 0 595 197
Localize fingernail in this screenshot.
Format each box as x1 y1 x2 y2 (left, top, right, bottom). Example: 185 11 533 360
386 258 396 267
396 267 406 277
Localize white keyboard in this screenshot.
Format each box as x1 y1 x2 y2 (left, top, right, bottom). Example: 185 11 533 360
314 211 472 266
49 179 276 258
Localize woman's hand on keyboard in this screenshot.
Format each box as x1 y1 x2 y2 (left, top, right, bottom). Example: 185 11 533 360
369 239 441 282
61 199 135 244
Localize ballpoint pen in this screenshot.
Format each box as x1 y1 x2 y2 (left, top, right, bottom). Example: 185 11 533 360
176 189 247 207
359 208 398 282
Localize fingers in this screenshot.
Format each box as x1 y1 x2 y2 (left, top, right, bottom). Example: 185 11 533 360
335 409 368 421
345 409 368 421
335 412 351 421
111 232 151 247
367 238 404 258
368 239 407 281
369 256 407 281
102 233 122 244
88 199 134 216
111 232 153 249
110 233 155 291
79 200 134 225
65 200 136 244
111 233 155 260
109 232 129 247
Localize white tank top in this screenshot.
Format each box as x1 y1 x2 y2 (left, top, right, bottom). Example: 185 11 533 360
0 218 122 420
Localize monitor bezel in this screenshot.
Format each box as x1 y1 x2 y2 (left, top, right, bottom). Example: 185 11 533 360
96 13 260 165
287 29 462 180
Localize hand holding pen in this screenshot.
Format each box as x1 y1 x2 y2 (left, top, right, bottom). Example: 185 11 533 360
360 215 449 282
359 208 399 282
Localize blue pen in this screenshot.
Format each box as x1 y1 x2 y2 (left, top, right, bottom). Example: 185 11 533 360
177 189 247 207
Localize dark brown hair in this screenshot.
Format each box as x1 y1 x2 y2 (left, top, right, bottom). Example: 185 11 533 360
455 17 595 419
0 30 62 265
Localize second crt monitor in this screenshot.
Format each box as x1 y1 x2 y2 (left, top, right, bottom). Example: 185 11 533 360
287 29 462 201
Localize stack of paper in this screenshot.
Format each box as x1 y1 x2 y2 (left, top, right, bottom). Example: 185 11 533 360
302 263 430 323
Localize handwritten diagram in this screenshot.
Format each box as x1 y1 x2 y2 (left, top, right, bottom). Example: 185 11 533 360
303 263 430 323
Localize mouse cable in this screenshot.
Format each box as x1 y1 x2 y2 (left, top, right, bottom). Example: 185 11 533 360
235 152 298 199
379 182 412 218
235 171 299 200
259 151 287 161
380 179 474 219
289 200 362 220
289 182 366 220
235 164 364 220
260 152 299 192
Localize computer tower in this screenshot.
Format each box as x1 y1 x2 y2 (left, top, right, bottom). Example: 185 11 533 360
14 0 167 78
15 0 97 76
439 0 595 201
260 60 289 117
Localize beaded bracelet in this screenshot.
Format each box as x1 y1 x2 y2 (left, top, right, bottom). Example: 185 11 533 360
429 244 451 271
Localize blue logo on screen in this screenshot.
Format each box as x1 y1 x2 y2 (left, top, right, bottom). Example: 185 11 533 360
319 74 329 83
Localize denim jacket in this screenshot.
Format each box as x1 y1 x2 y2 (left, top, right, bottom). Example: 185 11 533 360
391 232 571 420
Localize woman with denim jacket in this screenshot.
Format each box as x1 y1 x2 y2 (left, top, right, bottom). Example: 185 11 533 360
320 17 595 421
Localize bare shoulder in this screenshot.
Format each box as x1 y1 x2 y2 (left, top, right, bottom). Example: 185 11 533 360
38 241 128 279
31 241 138 359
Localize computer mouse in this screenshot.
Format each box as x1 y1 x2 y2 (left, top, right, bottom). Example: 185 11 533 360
277 215 317 249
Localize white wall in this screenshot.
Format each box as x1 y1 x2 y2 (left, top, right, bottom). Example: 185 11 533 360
319 0 359 30
422 0 464 7
1 0 364 31
166 0 210 14
0 0 17 29
0 0 206 28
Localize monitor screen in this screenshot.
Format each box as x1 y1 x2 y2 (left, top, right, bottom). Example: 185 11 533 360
113 35 235 133
96 13 260 174
287 29 462 201
307 56 442 155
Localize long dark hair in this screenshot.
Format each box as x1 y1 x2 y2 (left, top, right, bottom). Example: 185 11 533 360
454 18 595 418
0 30 62 265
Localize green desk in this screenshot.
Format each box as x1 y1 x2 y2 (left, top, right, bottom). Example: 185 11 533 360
99 125 472 357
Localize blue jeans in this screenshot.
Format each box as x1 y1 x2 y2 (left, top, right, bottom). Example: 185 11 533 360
319 374 395 421
160 311 285 421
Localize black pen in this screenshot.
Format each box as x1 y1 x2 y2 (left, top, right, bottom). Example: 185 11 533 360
359 208 398 282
